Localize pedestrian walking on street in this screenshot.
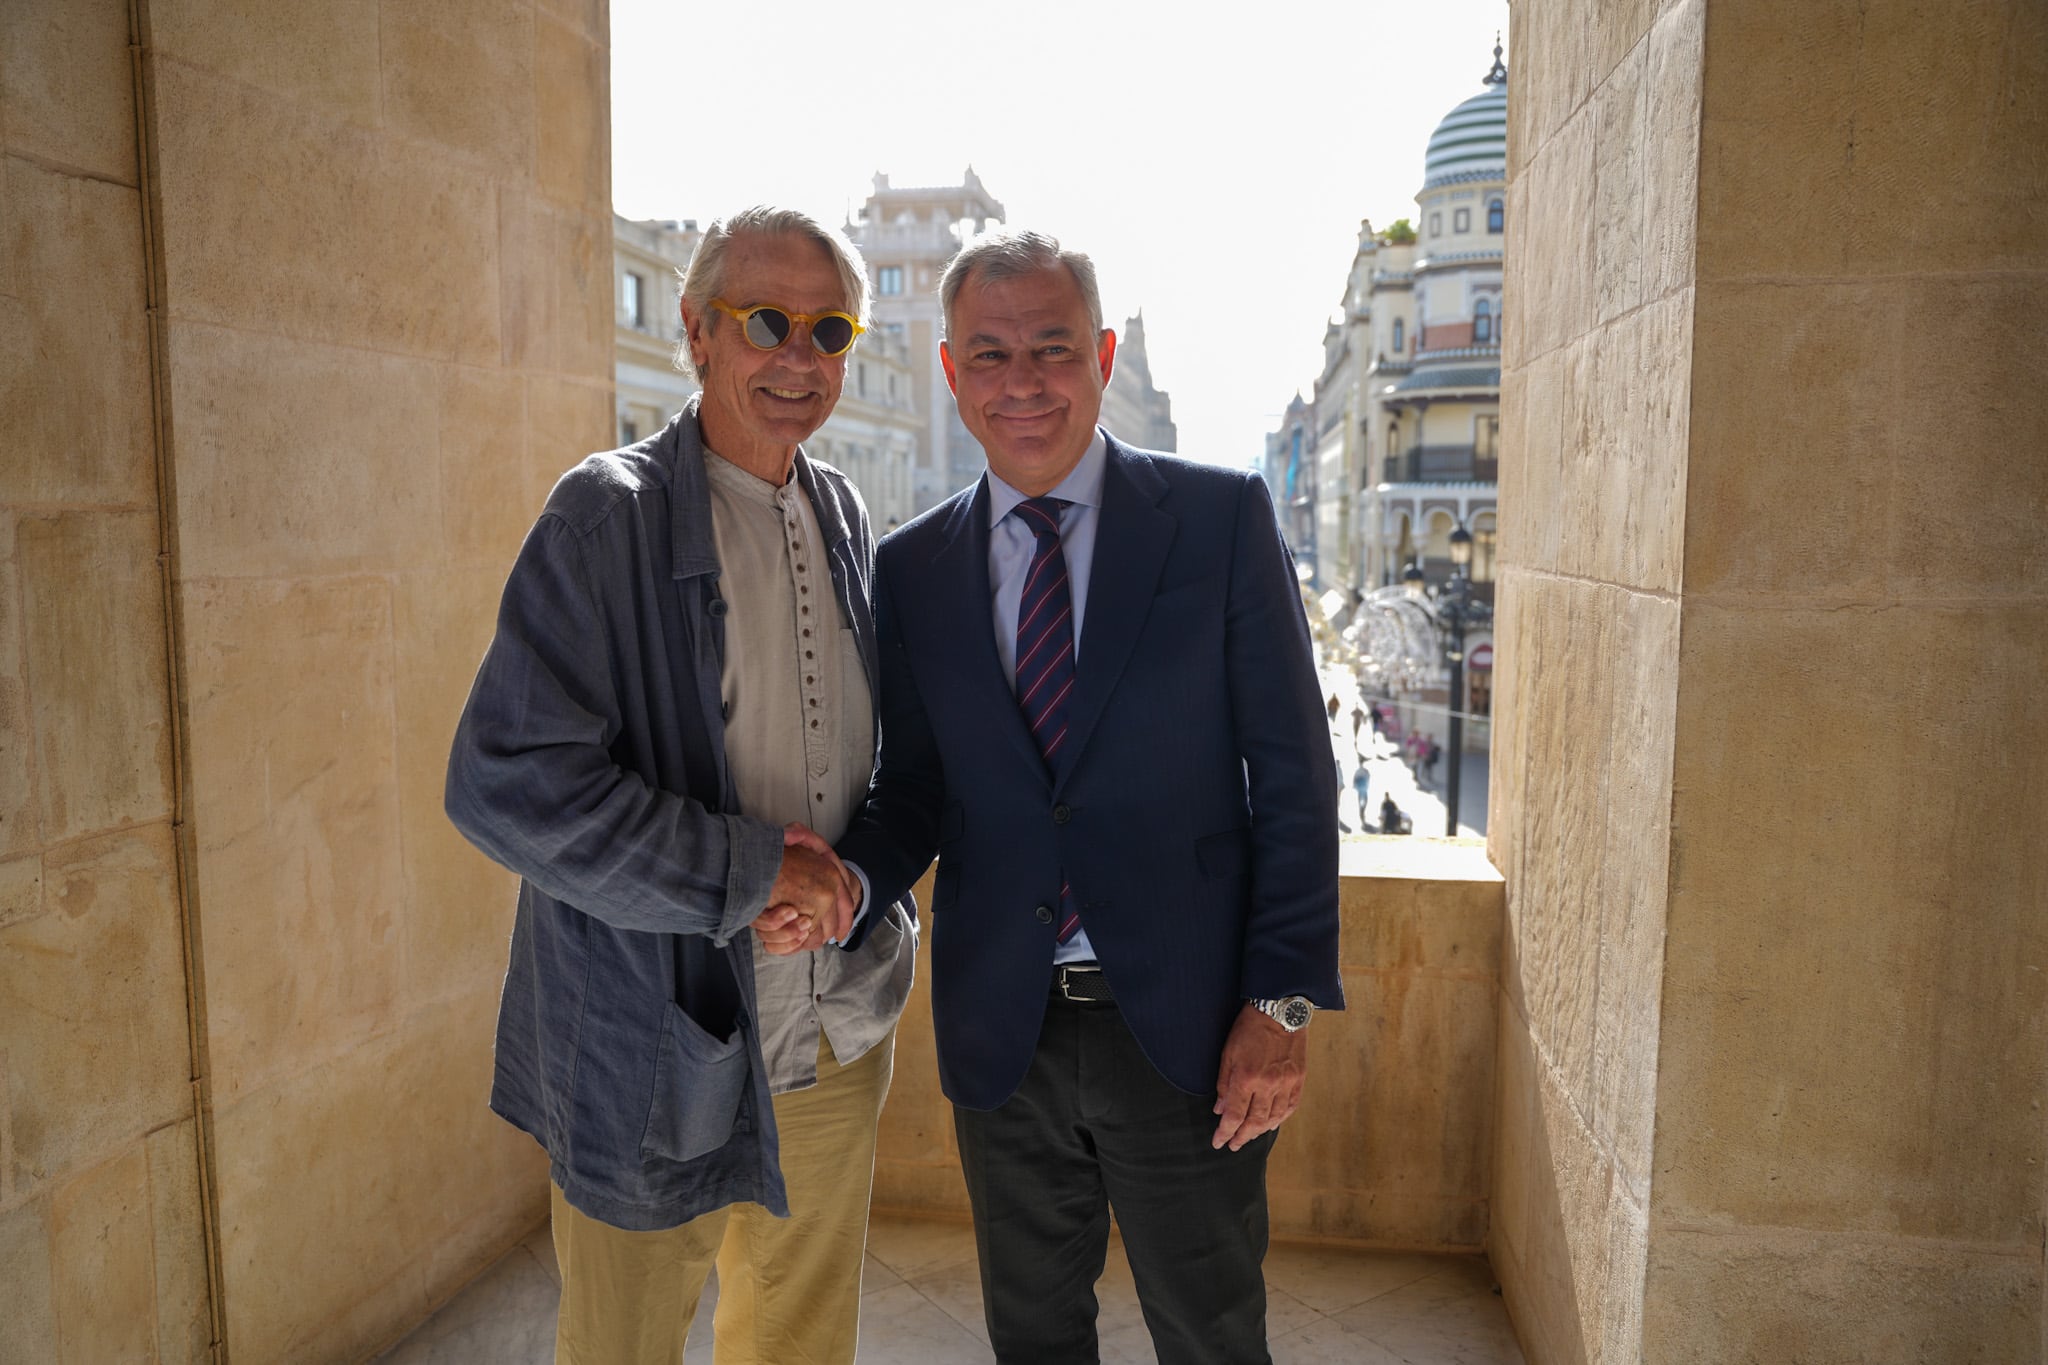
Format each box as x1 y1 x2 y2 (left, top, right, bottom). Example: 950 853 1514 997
1425 738 1442 785
1353 766 1371 825
1350 704 1367 747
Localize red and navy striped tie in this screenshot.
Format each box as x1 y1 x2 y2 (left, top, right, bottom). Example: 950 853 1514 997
1014 496 1082 944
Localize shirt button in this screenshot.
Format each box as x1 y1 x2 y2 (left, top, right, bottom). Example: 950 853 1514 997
1034 905 1054 924
1052 804 1071 825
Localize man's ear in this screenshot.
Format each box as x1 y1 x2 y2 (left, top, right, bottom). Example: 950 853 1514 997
1096 329 1118 385
681 299 709 374
939 341 958 395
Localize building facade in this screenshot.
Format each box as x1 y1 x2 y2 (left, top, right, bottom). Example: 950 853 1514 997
1099 311 1178 452
846 170 1004 510
1367 48 1506 604
1260 391 1318 576
614 215 699 446
1280 46 1508 749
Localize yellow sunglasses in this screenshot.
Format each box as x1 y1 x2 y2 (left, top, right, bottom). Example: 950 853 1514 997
711 299 865 358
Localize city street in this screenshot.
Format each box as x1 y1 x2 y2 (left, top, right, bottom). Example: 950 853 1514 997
1320 667 1488 840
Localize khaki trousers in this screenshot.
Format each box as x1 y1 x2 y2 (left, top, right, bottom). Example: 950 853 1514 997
552 1029 895 1365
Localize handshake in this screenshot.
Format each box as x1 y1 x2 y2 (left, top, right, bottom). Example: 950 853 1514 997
751 823 862 956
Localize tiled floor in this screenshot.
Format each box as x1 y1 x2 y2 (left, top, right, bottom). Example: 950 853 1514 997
375 1213 1525 1364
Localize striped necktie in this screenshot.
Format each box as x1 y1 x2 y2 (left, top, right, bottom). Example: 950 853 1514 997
1014 496 1082 943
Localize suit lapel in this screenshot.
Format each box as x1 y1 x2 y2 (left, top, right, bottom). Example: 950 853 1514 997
919 479 1052 784
1055 438 1174 791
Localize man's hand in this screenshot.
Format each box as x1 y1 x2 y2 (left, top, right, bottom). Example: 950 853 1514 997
1210 1003 1308 1151
751 824 860 955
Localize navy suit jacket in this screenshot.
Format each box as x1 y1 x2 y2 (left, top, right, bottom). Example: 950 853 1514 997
838 435 1342 1110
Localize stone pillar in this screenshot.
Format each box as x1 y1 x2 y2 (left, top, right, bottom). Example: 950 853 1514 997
3 1 616 1360
1 2 212 1360
1493 0 2046 1359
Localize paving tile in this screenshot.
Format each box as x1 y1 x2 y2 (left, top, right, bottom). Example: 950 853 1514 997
1272 1316 1410 1365
373 1212 1524 1364
1264 1241 1447 1316
373 1242 557 1365
865 1213 981 1282
860 1249 904 1295
856 1280 995 1363
1334 1255 1525 1363
519 1225 558 1288
902 1248 990 1343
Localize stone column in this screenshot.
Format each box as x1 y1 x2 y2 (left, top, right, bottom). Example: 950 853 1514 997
1493 0 2046 1359
3 2 617 1360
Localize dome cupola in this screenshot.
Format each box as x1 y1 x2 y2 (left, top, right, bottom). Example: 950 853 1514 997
1422 41 1508 186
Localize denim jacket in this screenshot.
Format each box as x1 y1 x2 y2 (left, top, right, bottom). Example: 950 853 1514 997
445 399 904 1230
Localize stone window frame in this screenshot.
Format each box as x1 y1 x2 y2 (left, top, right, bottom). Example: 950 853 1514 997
1455 207 1471 233
1487 198 1504 233
622 270 645 328
877 265 904 296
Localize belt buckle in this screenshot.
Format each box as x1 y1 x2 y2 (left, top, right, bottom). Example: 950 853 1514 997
1056 965 1107 1003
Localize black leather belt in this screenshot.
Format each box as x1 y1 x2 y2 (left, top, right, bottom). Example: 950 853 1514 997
1052 964 1115 1004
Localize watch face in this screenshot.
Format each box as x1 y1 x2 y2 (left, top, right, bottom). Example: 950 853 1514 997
1282 999 1312 1030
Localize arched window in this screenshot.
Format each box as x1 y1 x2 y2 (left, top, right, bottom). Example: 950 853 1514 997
1474 298 1492 344
1487 198 1504 233
1391 318 1404 353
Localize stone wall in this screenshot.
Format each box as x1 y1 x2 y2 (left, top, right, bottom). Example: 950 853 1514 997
874 842 1507 1252
1494 0 2047 1359
1 5 212 1358
2 2 616 1361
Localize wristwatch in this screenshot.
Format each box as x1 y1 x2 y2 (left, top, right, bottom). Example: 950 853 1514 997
1249 996 1314 1032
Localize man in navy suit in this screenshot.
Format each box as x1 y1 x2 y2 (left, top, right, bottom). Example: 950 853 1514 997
821 230 1342 1363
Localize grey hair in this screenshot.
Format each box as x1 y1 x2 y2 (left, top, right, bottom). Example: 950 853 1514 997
938 229 1103 340
674 206 871 381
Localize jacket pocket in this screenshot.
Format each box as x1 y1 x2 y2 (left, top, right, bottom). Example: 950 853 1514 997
1195 828 1252 880
639 1001 750 1165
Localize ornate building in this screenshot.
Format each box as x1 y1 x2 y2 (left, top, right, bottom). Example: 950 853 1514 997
1099 311 1178 452
1364 45 1505 604
849 170 1177 515
846 170 1004 510
1280 44 1507 743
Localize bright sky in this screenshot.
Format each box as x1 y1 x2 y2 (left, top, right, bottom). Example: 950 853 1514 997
610 0 1511 469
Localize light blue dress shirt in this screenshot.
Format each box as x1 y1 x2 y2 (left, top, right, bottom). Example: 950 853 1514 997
845 430 1109 965
985 429 1108 966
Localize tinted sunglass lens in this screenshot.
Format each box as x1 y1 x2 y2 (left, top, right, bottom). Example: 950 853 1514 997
811 316 855 355
743 308 793 349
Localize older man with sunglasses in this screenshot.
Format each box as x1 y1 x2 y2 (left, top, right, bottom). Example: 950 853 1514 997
446 205 914 1365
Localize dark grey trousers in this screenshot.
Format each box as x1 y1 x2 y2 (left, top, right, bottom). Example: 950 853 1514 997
953 992 1277 1365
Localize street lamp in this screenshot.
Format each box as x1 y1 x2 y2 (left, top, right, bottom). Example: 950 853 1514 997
1407 525 1492 836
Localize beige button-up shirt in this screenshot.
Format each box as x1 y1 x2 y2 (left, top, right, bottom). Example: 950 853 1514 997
705 450 914 1094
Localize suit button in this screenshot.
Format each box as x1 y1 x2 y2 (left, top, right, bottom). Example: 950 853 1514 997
1052 804 1070 825
1034 905 1054 923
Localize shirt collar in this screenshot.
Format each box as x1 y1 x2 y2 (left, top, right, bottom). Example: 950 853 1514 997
986 427 1109 528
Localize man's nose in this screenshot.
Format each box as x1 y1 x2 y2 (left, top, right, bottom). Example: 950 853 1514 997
1001 353 1043 395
